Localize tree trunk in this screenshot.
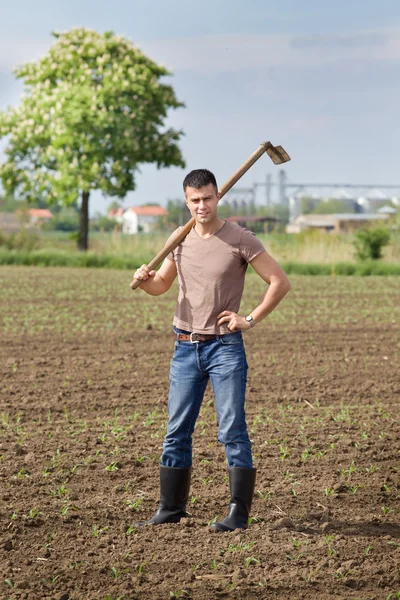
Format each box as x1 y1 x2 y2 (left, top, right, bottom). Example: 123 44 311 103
78 191 89 251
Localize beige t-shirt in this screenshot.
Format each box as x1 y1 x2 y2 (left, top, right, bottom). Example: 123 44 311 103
166 221 266 334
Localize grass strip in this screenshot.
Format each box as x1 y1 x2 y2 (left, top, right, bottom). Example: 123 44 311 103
0 249 400 275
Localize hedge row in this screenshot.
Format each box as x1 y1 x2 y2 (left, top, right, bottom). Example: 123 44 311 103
0 249 399 275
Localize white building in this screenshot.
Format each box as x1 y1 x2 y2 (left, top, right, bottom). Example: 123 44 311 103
121 206 168 234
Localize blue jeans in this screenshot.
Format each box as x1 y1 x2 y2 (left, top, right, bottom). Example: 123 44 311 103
161 328 252 469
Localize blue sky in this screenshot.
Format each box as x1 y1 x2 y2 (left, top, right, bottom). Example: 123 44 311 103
1 1 400 214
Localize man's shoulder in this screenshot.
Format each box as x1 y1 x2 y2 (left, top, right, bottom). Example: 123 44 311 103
221 221 256 242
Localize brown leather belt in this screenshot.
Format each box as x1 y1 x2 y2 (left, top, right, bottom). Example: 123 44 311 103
177 332 218 342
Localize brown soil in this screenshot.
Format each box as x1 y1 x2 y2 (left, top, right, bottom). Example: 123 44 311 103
0 268 399 600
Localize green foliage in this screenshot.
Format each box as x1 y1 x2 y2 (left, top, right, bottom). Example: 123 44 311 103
90 215 119 232
299 197 355 215
312 198 355 214
0 27 185 247
42 207 80 232
0 195 24 213
353 227 391 261
0 229 40 251
1 248 400 275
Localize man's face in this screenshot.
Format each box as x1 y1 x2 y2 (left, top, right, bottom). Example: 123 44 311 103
185 184 220 224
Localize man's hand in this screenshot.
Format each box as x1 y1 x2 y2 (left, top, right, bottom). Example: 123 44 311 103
217 311 252 332
133 264 156 284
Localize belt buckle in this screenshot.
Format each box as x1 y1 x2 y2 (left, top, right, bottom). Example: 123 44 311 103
190 332 200 343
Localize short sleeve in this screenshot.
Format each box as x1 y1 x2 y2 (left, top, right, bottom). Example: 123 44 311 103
239 228 266 263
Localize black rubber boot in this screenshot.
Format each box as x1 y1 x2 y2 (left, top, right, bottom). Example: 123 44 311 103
135 466 191 526
210 467 256 532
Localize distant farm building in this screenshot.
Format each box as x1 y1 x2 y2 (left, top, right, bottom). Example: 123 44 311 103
286 213 390 234
121 206 167 234
226 215 280 232
27 208 54 225
107 207 125 225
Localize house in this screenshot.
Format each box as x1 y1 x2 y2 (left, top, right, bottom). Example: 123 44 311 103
122 206 167 234
286 213 389 234
107 207 125 224
27 208 54 225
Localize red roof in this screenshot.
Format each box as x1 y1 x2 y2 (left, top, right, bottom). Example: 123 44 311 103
128 206 167 216
108 208 124 217
28 209 53 218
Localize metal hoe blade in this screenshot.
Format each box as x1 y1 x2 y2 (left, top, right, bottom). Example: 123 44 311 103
262 142 291 165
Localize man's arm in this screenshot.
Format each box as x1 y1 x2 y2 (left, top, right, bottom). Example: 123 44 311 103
132 258 178 296
217 251 291 331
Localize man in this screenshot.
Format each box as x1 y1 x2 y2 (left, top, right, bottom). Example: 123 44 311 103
133 169 290 531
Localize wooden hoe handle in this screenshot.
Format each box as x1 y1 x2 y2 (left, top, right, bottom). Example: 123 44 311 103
130 141 290 290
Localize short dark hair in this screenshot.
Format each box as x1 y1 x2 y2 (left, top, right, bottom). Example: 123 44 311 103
183 169 218 195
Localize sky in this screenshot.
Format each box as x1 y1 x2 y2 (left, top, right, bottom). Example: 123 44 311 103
0 0 400 215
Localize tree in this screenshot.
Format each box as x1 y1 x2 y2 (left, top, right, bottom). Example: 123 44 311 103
353 226 391 261
0 27 185 250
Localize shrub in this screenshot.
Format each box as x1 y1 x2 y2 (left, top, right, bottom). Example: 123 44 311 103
0 229 40 251
353 227 391 261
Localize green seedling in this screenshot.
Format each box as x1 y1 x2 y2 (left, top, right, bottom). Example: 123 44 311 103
200 476 212 485
136 562 147 574
338 461 357 479
325 487 335 497
365 464 379 474
126 498 143 511
248 516 262 524
257 490 274 502
92 524 108 537
106 462 120 472
70 463 83 474
16 468 30 479
27 508 43 520
279 445 290 460
245 557 260 567
228 541 256 553
60 503 78 517
111 566 127 579
381 506 393 516
126 525 136 535
50 483 70 497
286 552 305 562
51 449 63 468
364 545 373 555
169 590 190 599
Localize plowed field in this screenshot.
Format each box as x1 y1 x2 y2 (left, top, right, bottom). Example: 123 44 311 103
0 267 399 600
